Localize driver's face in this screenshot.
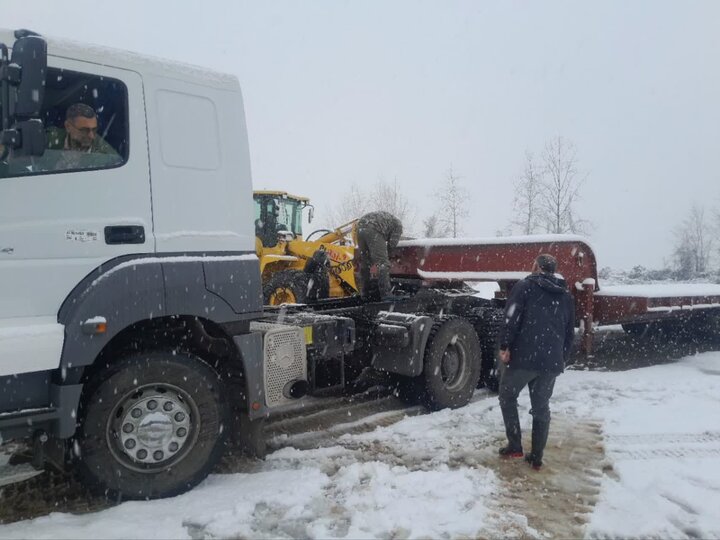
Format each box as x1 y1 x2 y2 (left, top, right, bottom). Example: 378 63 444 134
65 115 98 150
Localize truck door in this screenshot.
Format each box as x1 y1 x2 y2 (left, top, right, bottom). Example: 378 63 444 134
0 58 152 377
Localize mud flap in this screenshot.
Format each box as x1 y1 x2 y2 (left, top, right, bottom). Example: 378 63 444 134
238 414 266 459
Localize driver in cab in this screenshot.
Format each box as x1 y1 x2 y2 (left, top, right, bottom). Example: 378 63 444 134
46 103 121 169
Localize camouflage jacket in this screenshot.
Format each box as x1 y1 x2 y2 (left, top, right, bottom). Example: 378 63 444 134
46 126 120 156
44 127 122 171
358 211 403 249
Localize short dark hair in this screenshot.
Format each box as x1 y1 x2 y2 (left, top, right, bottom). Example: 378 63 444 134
66 103 97 121
536 254 557 274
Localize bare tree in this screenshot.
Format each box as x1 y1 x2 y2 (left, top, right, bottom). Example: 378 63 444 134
325 183 369 227
436 166 468 238
325 178 414 232
421 214 448 238
672 204 714 278
368 177 414 229
539 136 590 234
511 151 543 235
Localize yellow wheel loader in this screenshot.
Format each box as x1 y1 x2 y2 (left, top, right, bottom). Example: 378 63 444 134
253 191 359 305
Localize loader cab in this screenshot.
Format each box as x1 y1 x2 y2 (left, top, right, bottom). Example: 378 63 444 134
253 190 312 248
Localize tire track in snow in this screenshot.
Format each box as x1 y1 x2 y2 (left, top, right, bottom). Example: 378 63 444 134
609 446 720 460
604 431 720 445
604 430 720 462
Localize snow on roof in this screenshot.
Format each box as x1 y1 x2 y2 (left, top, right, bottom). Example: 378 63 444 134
400 234 592 249
596 284 720 298
0 29 239 91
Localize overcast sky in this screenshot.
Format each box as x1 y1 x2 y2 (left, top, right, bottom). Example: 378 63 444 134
4 0 719 268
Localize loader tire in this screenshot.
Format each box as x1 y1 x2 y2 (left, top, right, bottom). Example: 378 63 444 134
75 351 228 499
421 316 482 410
264 270 326 305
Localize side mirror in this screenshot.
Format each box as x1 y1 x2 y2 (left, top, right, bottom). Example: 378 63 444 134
1 31 47 158
10 35 47 118
307 205 315 223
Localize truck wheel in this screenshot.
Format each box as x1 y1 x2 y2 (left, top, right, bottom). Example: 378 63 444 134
76 351 228 499
422 317 482 410
264 270 326 305
475 307 503 392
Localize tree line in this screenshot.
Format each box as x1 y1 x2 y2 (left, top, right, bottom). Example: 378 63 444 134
325 136 719 281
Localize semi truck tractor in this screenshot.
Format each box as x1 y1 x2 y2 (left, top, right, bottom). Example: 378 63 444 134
0 30 502 499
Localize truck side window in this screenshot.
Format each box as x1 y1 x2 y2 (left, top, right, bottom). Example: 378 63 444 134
0 67 129 178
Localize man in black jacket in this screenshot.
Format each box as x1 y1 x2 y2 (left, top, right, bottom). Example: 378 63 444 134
497 254 575 470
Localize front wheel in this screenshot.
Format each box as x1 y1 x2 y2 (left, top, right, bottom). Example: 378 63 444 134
75 351 228 499
264 270 327 305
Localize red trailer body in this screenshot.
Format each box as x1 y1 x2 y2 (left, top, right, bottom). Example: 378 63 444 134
391 235 720 353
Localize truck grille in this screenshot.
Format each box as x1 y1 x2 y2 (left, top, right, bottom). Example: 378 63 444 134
250 322 307 407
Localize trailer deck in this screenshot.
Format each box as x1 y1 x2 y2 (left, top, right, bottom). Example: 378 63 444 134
391 235 720 352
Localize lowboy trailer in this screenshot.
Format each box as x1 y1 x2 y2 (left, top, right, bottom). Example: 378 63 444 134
392 235 720 353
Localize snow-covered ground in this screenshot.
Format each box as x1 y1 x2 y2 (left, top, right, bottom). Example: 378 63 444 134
1 353 720 539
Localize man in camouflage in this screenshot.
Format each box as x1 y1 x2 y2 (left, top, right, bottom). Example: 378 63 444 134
46 103 121 170
356 211 403 299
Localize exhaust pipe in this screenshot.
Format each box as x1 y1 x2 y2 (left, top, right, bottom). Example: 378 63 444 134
283 379 309 399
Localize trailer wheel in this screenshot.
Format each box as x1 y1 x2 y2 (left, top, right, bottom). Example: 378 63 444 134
264 270 327 305
421 317 482 410
622 322 649 337
75 351 228 499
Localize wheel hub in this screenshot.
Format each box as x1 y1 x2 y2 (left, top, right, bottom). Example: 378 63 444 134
440 342 468 391
112 388 195 469
270 287 296 305
441 348 460 383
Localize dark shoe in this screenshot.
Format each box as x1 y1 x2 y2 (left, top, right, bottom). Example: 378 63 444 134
524 453 543 470
498 445 524 459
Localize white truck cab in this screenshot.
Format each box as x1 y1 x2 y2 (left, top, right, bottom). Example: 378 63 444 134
0 29 275 498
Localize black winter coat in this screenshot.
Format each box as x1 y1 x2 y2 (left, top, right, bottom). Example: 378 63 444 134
498 273 575 374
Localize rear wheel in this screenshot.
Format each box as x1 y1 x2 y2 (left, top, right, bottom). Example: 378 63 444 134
475 307 503 392
76 351 228 499
421 317 482 410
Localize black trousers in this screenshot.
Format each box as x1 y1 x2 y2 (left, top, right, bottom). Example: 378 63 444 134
498 365 557 454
